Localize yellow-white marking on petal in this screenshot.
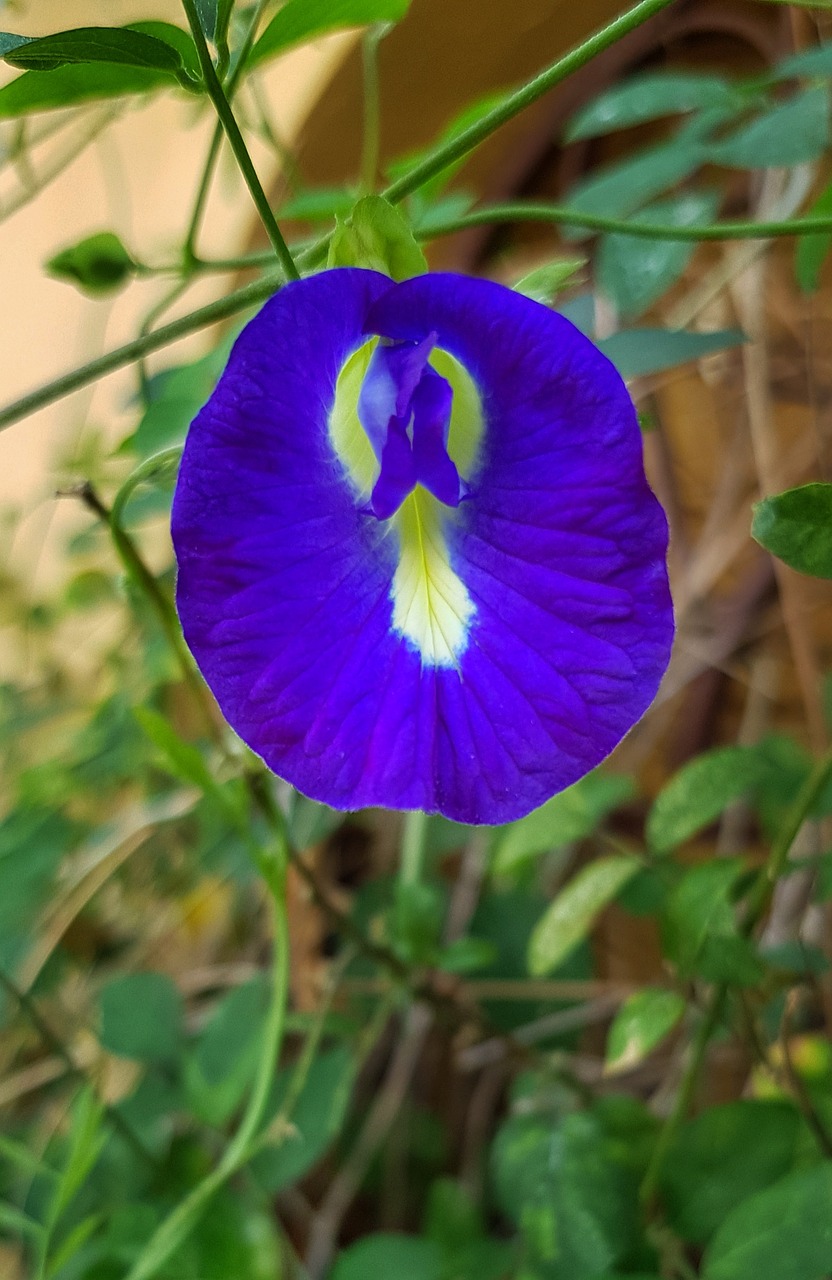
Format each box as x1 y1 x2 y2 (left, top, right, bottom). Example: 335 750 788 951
392 488 474 667
328 339 481 666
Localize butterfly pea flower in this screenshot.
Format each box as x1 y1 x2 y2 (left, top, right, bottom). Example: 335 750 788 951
172 268 673 825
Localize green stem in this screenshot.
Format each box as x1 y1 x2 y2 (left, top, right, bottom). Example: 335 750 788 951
0 273 281 433
183 0 271 264
73 483 220 740
360 24 386 194
125 853 289 1280
400 810 429 888
181 0 299 281
745 742 832 931
425 200 832 243
640 986 726 1207
382 0 678 205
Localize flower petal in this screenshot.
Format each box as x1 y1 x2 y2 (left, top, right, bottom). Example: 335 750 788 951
173 269 672 824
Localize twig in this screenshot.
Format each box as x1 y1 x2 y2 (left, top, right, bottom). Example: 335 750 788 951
304 1004 433 1279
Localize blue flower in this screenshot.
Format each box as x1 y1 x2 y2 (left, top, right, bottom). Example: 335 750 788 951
172 268 673 824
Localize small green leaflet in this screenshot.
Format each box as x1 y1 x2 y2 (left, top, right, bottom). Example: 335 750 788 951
249 0 411 69
1 26 186 76
565 71 739 141
527 855 641 976
752 483 832 579
795 178 832 294
605 988 685 1074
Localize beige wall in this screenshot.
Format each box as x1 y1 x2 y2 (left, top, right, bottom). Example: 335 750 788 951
0 1 352 596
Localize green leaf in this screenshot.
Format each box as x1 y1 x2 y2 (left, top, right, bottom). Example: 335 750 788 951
605 988 685 1074
647 744 776 854
774 42 832 80
332 1235 442 1280
185 977 269 1126
1 26 186 75
597 191 718 319
46 231 135 296
752 482 832 579
566 72 740 141
598 326 746 378
133 705 215 792
661 859 765 984
47 1088 105 1226
513 258 586 305
0 62 176 116
710 86 831 169
661 1101 801 1246
250 0 411 68
492 1109 644 1278
99 971 183 1063
328 194 426 279
436 936 498 974
279 187 357 222
528 856 641 977
562 129 711 242
702 1162 832 1280
124 342 232 458
493 771 634 876
796 179 832 294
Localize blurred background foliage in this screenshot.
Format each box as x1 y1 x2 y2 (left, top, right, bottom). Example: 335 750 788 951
4 1 832 1278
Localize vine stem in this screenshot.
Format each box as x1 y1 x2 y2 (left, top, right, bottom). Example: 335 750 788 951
382 0 678 204
183 0 271 265
124 848 290 1280
422 200 832 244
360 24 387 194
181 0 299 281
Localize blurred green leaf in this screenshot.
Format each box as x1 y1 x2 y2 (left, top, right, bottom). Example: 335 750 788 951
528 856 640 977
47 231 135 296
513 258 586 305
605 988 685 1074
493 771 634 876
661 859 764 984
185 977 269 1126
597 191 718 319
752 483 832 579
702 1162 832 1280
250 0 411 68
599 326 745 378
566 72 740 140
332 1234 443 1280
395 880 447 964
796 179 832 294
437 936 498 974
709 86 830 169
124 342 231 458
99 971 183 1063
328 195 427 278
279 187 357 221
647 744 776 854
562 125 713 242
774 41 832 80
492 1109 644 1278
